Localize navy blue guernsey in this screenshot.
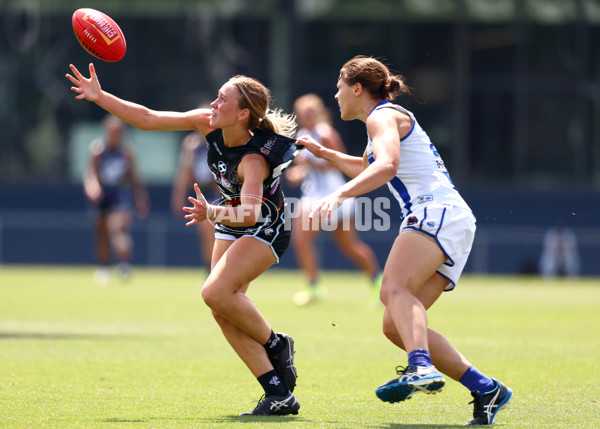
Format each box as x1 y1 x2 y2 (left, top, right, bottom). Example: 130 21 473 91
204 127 300 236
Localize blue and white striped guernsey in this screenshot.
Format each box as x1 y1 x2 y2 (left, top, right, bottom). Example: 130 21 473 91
366 100 471 219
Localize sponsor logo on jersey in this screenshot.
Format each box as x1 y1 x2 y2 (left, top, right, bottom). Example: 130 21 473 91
407 216 419 226
260 137 276 155
417 194 433 204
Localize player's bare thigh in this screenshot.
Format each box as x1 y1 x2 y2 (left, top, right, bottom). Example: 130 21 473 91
380 230 447 300
208 237 276 295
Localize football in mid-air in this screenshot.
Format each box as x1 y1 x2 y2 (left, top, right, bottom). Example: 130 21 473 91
72 8 126 62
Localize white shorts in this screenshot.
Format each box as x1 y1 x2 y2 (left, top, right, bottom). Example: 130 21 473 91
400 204 476 291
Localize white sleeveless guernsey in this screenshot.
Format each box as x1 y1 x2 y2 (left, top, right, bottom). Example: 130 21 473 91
366 101 471 219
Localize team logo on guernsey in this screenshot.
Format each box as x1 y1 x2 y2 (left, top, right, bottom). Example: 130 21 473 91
212 164 234 192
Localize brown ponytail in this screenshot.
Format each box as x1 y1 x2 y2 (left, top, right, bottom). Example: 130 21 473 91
340 55 411 101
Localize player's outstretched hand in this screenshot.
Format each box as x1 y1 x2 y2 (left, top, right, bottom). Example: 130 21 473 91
183 183 211 226
66 63 102 102
296 136 326 158
308 191 345 223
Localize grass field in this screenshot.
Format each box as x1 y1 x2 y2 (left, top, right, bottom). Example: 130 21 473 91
0 266 599 428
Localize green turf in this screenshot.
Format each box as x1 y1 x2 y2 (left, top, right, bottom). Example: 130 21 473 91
0 266 598 428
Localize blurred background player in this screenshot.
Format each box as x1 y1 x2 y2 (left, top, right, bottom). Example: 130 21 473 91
83 114 149 285
287 93 382 306
171 128 219 269
539 222 580 278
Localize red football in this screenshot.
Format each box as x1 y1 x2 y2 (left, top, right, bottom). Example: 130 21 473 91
72 8 126 62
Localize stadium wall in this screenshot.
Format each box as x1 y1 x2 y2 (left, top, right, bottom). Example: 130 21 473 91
0 184 598 276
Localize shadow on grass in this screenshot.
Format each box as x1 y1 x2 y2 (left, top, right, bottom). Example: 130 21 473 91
375 425 465 428
0 332 140 340
197 415 465 428
102 418 148 423
198 415 303 424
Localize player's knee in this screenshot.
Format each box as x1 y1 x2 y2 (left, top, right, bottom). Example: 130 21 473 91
379 281 410 306
379 282 395 305
201 283 222 310
112 233 132 254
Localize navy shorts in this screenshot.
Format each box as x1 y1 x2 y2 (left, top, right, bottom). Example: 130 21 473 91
214 219 290 263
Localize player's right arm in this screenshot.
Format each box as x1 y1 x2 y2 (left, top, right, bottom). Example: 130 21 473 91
297 135 364 179
66 63 215 136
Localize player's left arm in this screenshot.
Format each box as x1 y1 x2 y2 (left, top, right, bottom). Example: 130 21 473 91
184 154 268 227
234 154 269 225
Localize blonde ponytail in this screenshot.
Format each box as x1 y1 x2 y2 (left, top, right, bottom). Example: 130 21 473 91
260 108 297 138
228 75 297 138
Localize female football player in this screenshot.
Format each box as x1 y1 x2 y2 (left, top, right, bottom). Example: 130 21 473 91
67 63 300 416
298 56 512 425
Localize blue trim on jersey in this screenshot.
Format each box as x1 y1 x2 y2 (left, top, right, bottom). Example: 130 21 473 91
368 100 391 117
390 177 412 214
369 100 415 141
368 154 412 215
400 120 415 142
442 171 455 187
